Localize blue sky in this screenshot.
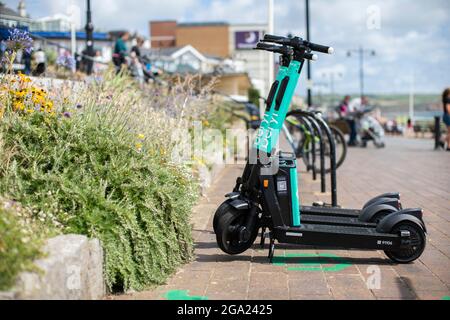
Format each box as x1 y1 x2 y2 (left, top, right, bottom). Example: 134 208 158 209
4 0 450 95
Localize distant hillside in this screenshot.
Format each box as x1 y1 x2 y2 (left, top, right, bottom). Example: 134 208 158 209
314 93 442 117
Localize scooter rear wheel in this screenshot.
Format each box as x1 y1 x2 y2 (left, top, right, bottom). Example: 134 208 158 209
216 207 259 255
384 222 426 263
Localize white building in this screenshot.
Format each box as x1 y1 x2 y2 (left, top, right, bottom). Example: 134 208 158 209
146 45 224 74
30 14 72 32
229 24 270 96
0 0 32 28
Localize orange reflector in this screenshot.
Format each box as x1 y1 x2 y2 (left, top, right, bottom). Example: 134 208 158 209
263 180 269 188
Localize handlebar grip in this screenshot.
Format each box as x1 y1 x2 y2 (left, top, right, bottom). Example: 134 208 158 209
263 34 286 42
304 53 318 61
307 42 334 54
256 42 278 50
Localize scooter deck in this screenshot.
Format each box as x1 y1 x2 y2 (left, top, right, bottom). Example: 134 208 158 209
275 223 400 250
300 213 376 228
302 205 361 218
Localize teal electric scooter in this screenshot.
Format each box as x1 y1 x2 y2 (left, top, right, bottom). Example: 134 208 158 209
214 34 426 264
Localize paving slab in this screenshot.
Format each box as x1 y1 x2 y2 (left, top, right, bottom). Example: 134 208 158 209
112 137 450 300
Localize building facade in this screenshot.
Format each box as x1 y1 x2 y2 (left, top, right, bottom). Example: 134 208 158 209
30 14 72 32
150 20 176 48
175 22 229 59
149 20 271 96
0 1 32 29
229 24 270 98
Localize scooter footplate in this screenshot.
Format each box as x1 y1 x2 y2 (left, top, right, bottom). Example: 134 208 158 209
302 205 361 217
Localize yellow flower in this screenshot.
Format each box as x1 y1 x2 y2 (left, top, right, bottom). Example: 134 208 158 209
135 143 143 151
18 73 31 83
14 90 27 99
13 101 25 111
137 133 145 140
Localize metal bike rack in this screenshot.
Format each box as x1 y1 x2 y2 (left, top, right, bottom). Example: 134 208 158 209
288 110 338 207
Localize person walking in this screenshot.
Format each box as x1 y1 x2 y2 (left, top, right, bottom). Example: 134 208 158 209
442 88 450 151
23 49 32 75
337 95 350 118
130 36 145 86
113 32 130 73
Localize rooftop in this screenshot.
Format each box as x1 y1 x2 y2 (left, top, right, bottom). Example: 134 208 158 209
0 2 21 18
177 22 229 27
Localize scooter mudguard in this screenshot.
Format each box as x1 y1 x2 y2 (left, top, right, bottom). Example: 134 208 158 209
229 199 249 211
363 192 401 209
394 208 424 221
225 192 240 200
359 204 398 223
376 211 426 234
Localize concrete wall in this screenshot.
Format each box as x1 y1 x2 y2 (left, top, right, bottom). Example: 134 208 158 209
0 235 105 300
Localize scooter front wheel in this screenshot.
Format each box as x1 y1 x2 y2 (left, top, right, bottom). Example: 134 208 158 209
213 201 232 234
384 222 426 263
216 208 259 255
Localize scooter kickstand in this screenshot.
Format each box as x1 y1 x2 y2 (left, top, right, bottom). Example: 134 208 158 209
268 235 275 263
260 227 266 248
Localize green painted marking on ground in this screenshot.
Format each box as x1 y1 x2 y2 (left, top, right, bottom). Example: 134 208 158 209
442 296 450 300
273 253 352 272
163 290 208 300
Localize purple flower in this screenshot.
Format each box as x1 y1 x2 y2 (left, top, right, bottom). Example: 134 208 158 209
56 53 76 70
7 28 33 54
63 112 72 118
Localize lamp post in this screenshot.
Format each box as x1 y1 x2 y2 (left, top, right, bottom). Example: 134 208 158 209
305 0 312 107
322 71 343 104
347 46 376 100
85 0 94 75
268 0 275 93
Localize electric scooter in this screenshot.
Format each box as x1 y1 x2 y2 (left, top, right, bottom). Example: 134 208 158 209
214 34 426 264
214 49 401 232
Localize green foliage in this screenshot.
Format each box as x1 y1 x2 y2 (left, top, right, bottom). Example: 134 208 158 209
248 87 261 106
44 48 57 66
0 110 198 292
0 70 226 292
0 201 43 291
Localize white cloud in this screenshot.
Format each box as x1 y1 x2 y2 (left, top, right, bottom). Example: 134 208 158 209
3 0 449 93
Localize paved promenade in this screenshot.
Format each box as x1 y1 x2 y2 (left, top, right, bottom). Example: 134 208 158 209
114 137 450 300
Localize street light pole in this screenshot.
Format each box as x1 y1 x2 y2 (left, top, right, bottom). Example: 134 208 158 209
359 46 364 100
305 0 312 107
268 0 275 94
85 0 94 75
347 46 375 100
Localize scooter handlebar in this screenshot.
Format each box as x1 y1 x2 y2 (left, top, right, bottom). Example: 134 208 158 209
255 42 293 56
304 52 319 61
305 41 334 55
255 42 318 61
263 34 334 55
263 34 286 42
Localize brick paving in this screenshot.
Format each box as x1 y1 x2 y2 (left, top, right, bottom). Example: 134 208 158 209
114 137 450 300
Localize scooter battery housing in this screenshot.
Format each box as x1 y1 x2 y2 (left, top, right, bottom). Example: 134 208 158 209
274 152 301 227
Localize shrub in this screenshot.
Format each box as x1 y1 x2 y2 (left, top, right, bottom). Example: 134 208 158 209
0 71 225 292
0 199 43 291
